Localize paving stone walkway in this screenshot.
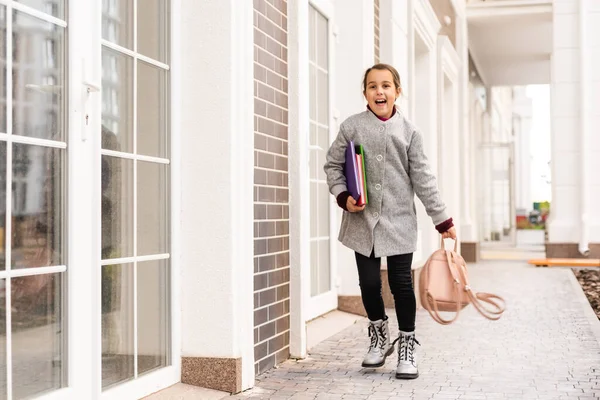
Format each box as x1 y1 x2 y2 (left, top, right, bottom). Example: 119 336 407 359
233 260 600 400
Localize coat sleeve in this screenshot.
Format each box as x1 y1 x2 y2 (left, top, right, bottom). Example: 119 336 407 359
324 122 350 198
407 129 449 225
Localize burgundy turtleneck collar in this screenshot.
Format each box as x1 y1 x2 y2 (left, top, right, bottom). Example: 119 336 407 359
367 105 396 121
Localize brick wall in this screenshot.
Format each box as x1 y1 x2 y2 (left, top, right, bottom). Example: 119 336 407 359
374 0 380 63
252 0 291 376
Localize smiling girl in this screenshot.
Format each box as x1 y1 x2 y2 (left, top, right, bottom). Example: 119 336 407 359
323 64 456 379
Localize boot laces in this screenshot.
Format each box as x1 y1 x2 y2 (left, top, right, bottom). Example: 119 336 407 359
367 323 388 353
395 333 420 365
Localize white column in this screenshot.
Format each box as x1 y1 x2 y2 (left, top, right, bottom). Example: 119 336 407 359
455 1 476 242
333 0 375 298
588 1 600 243
547 0 600 247
288 0 310 359
380 0 410 111
408 0 440 263
180 0 255 390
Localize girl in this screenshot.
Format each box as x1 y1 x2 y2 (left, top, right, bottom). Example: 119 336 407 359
323 63 456 380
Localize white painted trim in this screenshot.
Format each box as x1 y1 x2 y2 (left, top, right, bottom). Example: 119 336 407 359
100 366 180 400
438 36 460 84
169 0 183 388
466 0 552 18
578 0 590 256
230 0 256 390
289 0 310 359
413 0 441 50
306 0 338 323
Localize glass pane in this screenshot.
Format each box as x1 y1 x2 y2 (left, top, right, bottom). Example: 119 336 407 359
15 0 65 19
316 11 328 69
102 263 134 388
318 240 330 294
310 241 318 296
0 142 5 271
12 144 65 269
310 182 317 238
137 0 169 63
310 122 316 147
137 161 169 256
308 6 315 62
309 65 316 122
318 183 329 237
137 259 169 375
13 11 66 141
102 0 134 50
0 279 6 397
317 69 328 125
137 61 168 158
0 6 7 133
102 156 134 259
11 273 65 398
102 48 133 153
310 148 317 181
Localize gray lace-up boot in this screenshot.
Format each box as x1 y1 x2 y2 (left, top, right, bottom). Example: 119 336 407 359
395 330 420 379
361 318 394 368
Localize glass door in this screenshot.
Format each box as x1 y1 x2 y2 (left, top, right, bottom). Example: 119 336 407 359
307 3 336 321
0 0 174 398
0 1 68 398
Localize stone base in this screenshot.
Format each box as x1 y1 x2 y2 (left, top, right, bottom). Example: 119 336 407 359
460 241 480 263
545 243 600 258
337 295 367 317
182 357 241 394
339 269 421 316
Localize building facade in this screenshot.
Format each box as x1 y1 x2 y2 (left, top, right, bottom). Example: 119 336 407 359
0 0 598 399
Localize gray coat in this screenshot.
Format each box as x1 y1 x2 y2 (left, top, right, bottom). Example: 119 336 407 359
323 109 448 258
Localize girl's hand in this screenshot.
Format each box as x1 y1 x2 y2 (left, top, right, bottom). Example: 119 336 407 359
346 196 365 213
441 226 457 240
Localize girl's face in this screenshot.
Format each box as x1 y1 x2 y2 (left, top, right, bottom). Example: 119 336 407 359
363 69 401 119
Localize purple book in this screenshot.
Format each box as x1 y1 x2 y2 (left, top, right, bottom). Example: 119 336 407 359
344 140 361 200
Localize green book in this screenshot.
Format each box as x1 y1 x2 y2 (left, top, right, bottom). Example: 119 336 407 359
356 144 368 205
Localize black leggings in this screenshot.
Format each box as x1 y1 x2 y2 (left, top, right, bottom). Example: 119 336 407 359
355 250 415 332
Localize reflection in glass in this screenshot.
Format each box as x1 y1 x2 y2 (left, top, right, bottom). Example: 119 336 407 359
137 61 168 158
13 11 65 141
102 49 133 153
137 162 169 256
137 260 169 375
15 0 65 19
102 264 134 389
102 156 134 259
0 142 5 271
137 0 170 63
0 279 5 396
8 273 65 398
102 0 133 50
11 143 64 269
0 6 7 133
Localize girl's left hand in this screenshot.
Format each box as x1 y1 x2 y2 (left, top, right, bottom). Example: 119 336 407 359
441 226 457 240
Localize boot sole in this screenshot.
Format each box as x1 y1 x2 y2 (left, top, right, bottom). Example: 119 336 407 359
395 372 419 379
361 346 395 368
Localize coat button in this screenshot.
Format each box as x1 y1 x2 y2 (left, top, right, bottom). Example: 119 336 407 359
373 212 379 218
375 184 381 190
379 126 385 132
376 155 383 161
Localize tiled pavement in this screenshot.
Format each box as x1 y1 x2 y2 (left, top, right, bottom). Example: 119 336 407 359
232 260 600 400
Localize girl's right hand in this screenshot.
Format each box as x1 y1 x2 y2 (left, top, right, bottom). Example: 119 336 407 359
346 196 366 213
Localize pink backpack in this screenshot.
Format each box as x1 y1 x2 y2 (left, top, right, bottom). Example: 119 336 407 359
419 238 506 324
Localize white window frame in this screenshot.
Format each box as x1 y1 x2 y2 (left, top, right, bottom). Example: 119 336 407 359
289 0 337 359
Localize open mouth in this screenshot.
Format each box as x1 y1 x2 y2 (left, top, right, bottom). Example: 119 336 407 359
375 99 387 106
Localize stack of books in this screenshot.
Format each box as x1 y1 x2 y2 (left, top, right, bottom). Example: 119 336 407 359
344 140 368 206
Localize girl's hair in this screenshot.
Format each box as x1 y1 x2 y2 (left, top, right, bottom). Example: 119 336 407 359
362 63 402 94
